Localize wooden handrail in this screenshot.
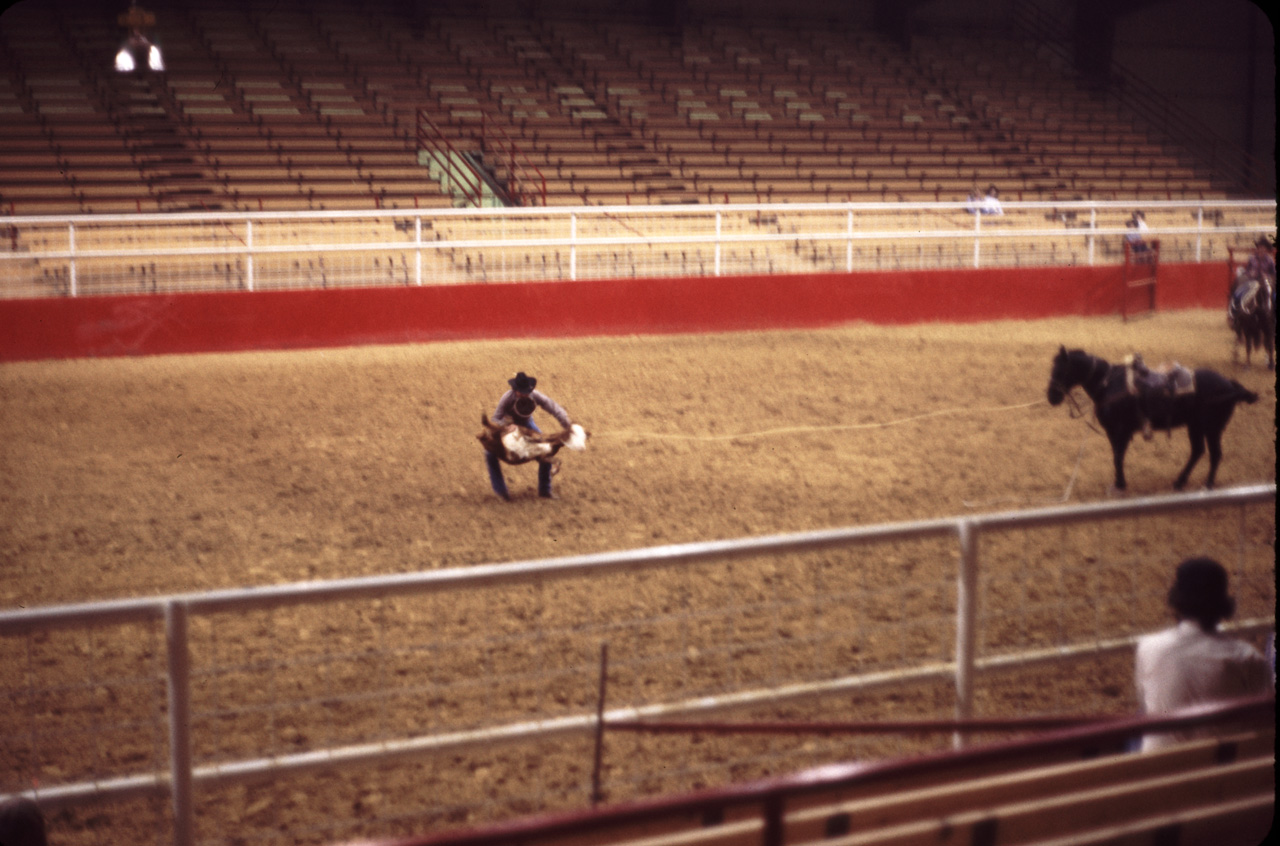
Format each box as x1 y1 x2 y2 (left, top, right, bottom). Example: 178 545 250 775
344 695 1274 846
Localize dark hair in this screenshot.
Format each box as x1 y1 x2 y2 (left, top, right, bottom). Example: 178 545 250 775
1167 557 1236 631
0 798 48 846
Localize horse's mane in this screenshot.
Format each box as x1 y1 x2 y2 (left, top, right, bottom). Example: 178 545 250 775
1061 348 1113 370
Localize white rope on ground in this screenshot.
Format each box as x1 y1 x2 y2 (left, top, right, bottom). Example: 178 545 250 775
961 435 1089 509
591 397 1094 508
597 399 1047 443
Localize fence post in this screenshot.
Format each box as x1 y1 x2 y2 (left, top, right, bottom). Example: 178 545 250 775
953 520 978 750
68 221 77 297
166 601 195 846
846 208 854 272
714 211 722 276
591 642 609 806
245 220 255 292
569 213 577 281
971 211 980 269
1087 206 1096 266
415 215 423 286
1194 206 1203 263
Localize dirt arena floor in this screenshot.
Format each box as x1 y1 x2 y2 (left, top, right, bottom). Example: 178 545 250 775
1 308 1275 845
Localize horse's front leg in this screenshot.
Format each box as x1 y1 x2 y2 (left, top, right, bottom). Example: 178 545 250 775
1108 429 1132 493
1174 427 1206 490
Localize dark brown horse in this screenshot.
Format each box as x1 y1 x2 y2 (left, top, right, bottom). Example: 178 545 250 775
1228 276 1275 371
1046 347 1258 491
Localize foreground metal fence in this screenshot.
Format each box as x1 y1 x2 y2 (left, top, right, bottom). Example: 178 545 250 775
0 483 1273 846
1 199 1274 299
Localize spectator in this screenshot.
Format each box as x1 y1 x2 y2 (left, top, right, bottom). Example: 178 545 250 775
0 797 47 846
1134 557 1273 752
486 371 574 501
979 185 1002 216
964 189 981 215
1125 210 1150 256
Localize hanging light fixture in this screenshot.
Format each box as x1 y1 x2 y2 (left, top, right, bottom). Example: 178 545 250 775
115 2 163 73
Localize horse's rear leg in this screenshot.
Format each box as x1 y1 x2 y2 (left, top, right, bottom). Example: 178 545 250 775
1175 428 1206 490
1201 429 1225 489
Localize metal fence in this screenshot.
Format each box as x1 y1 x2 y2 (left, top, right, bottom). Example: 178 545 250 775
1 199 1274 299
1 483 1273 846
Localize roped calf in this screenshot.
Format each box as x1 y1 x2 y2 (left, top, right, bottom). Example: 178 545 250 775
477 414 588 467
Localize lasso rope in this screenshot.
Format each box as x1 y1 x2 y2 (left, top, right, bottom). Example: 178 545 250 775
593 397 1095 508
598 399 1046 443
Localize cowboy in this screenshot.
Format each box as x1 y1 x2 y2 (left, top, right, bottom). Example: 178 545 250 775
486 371 574 501
1134 557 1272 752
1232 236 1275 318
1242 235 1275 284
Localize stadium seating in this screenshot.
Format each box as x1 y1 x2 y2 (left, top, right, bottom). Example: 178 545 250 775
358 696 1273 846
0 0 1238 216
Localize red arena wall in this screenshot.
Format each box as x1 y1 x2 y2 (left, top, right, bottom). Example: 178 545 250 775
0 262 1227 362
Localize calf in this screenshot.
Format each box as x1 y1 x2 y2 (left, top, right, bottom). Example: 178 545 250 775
477 414 588 466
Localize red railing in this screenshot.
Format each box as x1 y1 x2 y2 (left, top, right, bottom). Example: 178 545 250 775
480 114 546 207
415 108 485 208
1122 237 1159 321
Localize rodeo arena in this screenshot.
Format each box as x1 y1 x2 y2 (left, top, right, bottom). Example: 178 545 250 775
1 0 1277 845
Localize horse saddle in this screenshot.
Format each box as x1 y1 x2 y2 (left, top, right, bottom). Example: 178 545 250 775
1124 355 1194 398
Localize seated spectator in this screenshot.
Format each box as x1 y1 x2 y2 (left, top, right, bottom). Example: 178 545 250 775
1134 557 1273 752
0 797 47 846
979 185 1002 216
1125 210 1150 255
964 190 981 215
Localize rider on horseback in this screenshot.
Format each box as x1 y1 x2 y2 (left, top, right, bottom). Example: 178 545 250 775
1232 236 1276 318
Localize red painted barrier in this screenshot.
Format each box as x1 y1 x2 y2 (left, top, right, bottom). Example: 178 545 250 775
0 263 1227 362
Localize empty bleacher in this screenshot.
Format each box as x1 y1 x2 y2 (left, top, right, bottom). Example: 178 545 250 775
350 696 1274 846
0 0 1243 218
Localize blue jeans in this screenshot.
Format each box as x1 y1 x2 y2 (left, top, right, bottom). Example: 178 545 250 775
485 419 554 499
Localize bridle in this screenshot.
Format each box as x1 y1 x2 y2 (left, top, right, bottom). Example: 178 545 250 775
1050 353 1109 431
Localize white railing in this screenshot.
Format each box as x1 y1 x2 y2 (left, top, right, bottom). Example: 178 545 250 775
1 199 1273 299
0 483 1273 846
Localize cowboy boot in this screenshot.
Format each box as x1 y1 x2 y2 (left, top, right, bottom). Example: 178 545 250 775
486 454 511 501
537 461 556 499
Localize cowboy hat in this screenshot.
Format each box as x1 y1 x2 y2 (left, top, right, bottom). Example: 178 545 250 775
508 372 537 393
